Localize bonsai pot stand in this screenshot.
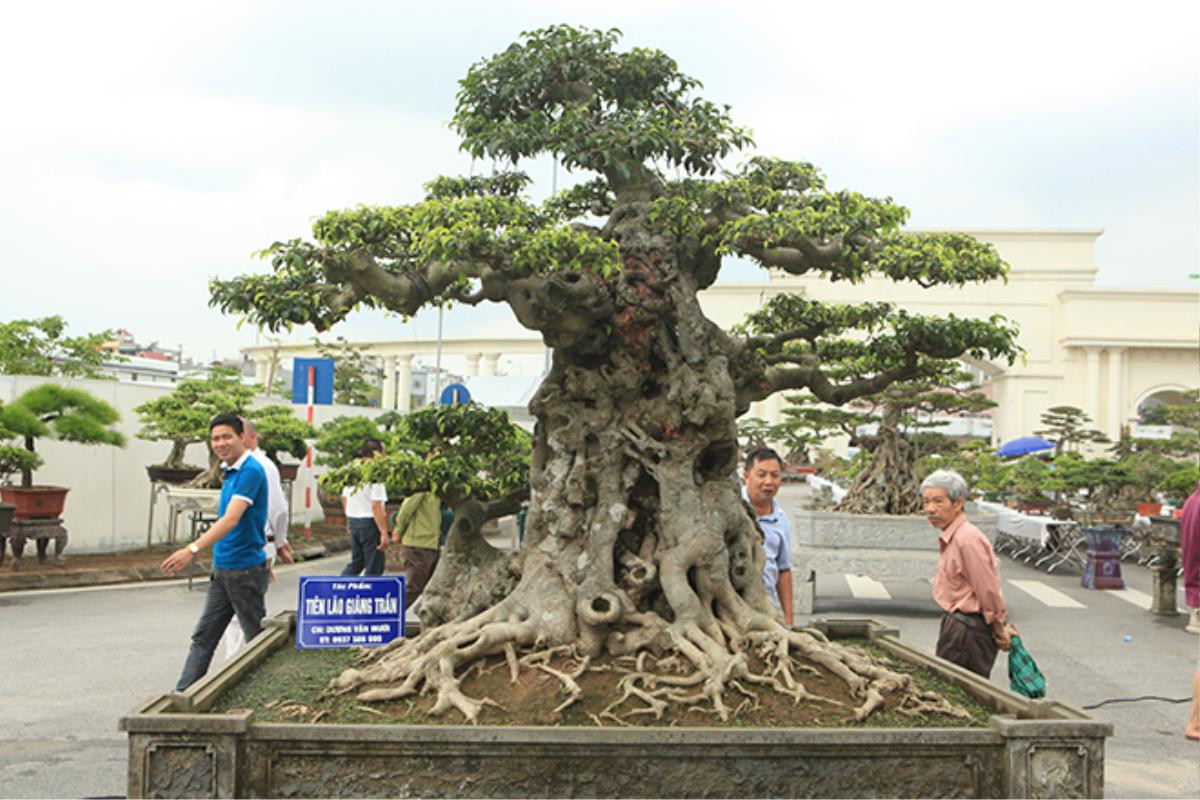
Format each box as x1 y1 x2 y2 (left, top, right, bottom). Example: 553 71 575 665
0 517 67 570
1080 528 1126 590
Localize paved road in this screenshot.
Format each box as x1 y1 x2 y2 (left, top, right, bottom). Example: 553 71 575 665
809 552 1200 798
1 536 1197 797
0 558 335 799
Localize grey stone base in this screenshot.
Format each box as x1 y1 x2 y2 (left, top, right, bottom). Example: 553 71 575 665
783 507 997 614
121 615 1109 798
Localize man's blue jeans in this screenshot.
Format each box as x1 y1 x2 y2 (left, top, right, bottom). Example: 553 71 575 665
175 561 269 691
341 517 385 576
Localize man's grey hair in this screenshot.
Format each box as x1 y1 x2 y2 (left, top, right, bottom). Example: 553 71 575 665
920 469 969 503
240 417 258 437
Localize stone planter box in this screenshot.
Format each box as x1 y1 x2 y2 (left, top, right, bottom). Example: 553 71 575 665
783 506 998 614
120 615 1109 798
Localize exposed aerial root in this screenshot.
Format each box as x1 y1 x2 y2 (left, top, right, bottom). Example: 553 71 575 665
325 605 536 725
529 651 591 714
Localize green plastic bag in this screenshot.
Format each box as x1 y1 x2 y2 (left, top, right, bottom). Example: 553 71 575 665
1008 635 1046 698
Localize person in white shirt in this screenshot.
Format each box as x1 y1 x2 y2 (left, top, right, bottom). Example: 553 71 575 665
340 438 393 576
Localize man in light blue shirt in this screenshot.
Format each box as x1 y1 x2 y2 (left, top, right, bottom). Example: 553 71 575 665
162 412 269 690
742 447 793 627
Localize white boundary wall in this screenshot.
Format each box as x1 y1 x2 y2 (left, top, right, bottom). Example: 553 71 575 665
0 375 389 553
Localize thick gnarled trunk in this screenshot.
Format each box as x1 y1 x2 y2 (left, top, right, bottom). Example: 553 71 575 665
834 404 922 515
331 207 963 725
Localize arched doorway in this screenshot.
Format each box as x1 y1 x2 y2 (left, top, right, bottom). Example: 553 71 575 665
1136 387 1190 425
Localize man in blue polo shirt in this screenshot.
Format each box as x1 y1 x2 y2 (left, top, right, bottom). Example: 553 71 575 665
743 447 793 627
162 412 269 690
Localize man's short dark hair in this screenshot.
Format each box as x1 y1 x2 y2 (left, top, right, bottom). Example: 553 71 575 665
744 447 783 473
360 438 384 458
210 412 244 435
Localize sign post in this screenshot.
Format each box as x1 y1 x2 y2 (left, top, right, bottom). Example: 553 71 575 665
297 576 406 649
304 366 314 541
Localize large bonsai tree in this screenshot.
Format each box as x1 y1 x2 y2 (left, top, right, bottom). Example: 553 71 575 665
211 26 1019 723
0 384 125 488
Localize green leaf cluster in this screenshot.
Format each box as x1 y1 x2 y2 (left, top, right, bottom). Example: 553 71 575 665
0 383 125 487
313 416 383 470
0 316 119 379
249 405 316 463
318 403 530 508
742 295 1020 381
1035 406 1109 457
313 337 382 406
452 25 750 177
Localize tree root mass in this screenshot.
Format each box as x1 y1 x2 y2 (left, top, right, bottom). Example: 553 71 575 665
311 641 982 728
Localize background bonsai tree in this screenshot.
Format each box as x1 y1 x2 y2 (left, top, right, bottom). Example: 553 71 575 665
922 440 1011 501
320 402 530 630
133 366 254 484
211 26 1020 723
1007 455 1052 510
1162 389 1199 460
769 362 997 514
374 410 406 432
0 384 124 488
313 415 383 470
314 336 383 406
0 402 43 485
1036 405 1109 457
0 316 118 379
248 404 316 466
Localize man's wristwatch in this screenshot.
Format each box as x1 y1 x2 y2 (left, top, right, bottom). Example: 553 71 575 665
188 543 200 554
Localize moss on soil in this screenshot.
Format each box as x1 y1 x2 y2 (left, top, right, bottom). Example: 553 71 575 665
213 635 992 728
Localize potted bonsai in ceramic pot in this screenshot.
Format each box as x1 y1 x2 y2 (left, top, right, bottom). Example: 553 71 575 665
312 415 382 527
0 383 125 518
248 404 316 480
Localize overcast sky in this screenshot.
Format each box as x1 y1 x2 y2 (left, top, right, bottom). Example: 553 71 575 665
2 1 1196 369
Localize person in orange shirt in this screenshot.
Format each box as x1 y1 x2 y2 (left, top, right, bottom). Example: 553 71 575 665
922 469 1012 678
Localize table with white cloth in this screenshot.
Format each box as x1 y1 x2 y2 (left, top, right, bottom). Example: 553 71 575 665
975 500 1084 572
163 488 221 545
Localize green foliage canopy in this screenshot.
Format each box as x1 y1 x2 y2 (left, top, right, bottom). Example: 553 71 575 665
0 383 125 487
319 403 530 512
249 404 316 463
313 415 383 470
209 25 1020 412
0 316 117 379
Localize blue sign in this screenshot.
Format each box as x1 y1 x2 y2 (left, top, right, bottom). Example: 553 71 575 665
439 383 471 406
296 576 405 649
291 358 335 405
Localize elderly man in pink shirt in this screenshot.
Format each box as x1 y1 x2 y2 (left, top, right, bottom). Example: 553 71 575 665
922 469 1012 678
1181 479 1200 740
